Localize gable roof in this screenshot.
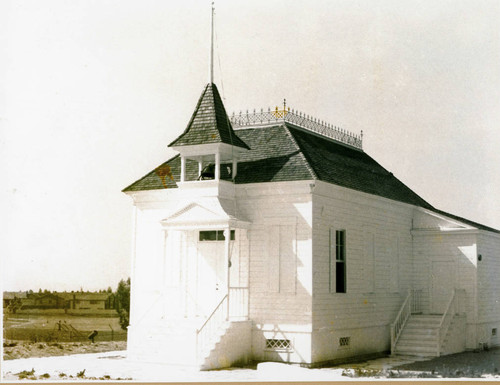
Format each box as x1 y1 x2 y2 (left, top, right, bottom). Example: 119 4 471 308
168 83 250 150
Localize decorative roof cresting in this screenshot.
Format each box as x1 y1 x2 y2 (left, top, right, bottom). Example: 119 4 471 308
230 100 363 150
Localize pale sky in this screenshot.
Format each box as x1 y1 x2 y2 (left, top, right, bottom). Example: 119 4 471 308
1 0 499 291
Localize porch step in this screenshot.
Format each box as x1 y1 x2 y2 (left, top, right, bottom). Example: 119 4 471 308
393 314 442 357
199 320 252 370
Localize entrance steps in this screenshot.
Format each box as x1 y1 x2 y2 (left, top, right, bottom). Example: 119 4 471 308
199 320 252 370
393 314 466 357
128 317 252 370
393 315 441 357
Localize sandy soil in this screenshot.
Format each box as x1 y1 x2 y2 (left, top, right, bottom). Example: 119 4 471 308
2 340 126 360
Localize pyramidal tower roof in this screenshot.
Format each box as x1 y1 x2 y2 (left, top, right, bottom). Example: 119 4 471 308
169 83 250 150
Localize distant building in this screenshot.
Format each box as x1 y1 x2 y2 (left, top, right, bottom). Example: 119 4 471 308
3 291 28 308
60 293 112 310
3 291 115 311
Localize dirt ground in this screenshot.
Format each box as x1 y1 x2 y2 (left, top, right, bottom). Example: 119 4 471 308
2 340 126 361
391 347 500 378
2 347 500 381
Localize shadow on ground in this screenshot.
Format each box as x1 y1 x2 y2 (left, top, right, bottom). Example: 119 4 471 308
339 347 500 378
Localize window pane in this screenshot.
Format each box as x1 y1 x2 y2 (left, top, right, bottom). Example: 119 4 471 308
336 261 346 293
199 231 217 241
199 229 235 241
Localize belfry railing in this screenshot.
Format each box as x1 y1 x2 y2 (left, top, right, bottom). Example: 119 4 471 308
230 107 363 150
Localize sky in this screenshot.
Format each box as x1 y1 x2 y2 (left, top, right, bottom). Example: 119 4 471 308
1 0 499 292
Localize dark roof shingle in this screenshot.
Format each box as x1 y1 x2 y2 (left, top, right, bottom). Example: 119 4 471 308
168 83 249 150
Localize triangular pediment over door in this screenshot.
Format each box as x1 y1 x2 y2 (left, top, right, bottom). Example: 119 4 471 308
160 198 250 230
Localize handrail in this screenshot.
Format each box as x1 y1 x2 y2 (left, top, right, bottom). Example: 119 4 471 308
390 289 412 354
436 289 458 356
392 290 411 327
437 289 456 329
197 294 228 334
196 294 228 364
228 286 249 319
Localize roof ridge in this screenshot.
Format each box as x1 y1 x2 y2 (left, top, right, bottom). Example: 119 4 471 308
282 124 318 180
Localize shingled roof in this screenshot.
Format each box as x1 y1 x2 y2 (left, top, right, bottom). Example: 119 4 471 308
168 83 250 150
125 123 430 206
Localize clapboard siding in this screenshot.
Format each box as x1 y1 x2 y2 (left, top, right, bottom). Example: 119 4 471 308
236 182 314 363
412 232 477 321
237 188 313 326
310 181 413 361
477 232 500 324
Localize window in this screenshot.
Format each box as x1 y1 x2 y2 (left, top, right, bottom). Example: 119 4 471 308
330 229 346 293
199 230 235 241
265 338 291 350
493 328 497 336
336 230 346 293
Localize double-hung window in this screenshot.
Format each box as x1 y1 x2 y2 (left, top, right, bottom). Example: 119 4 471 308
330 229 346 293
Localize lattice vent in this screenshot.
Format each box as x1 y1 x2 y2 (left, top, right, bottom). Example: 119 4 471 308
339 336 350 347
266 338 291 350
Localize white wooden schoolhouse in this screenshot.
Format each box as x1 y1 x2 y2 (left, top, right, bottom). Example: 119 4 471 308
123 81 500 369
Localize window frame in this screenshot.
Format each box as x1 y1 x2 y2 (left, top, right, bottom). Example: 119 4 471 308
198 229 235 242
329 228 347 293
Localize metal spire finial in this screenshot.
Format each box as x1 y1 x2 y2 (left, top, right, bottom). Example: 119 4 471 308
209 1 215 84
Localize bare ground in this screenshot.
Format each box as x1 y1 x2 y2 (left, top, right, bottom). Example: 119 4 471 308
2 340 126 361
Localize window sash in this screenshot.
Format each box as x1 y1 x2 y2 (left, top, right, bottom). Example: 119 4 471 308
199 230 235 242
330 229 346 293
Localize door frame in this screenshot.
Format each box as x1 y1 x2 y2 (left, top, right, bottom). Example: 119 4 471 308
429 260 456 314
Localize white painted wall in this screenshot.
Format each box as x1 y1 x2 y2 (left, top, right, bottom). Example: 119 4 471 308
235 181 314 364
477 231 500 347
412 230 478 348
126 180 315 364
310 181 414 363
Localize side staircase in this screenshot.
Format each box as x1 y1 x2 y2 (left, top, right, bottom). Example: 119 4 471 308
394 314 441 356
391 289 466 357
128 293 251 370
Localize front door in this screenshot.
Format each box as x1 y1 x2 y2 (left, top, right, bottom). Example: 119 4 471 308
430 261 455 314
197 241 225 316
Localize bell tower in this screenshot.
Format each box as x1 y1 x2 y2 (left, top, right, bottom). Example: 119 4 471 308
168 2 249 183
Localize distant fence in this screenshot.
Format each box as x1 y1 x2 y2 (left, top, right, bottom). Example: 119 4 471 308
15 309 118 317
3 327 127 342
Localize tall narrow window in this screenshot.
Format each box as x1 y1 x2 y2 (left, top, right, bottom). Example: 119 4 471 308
335 230 346 293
